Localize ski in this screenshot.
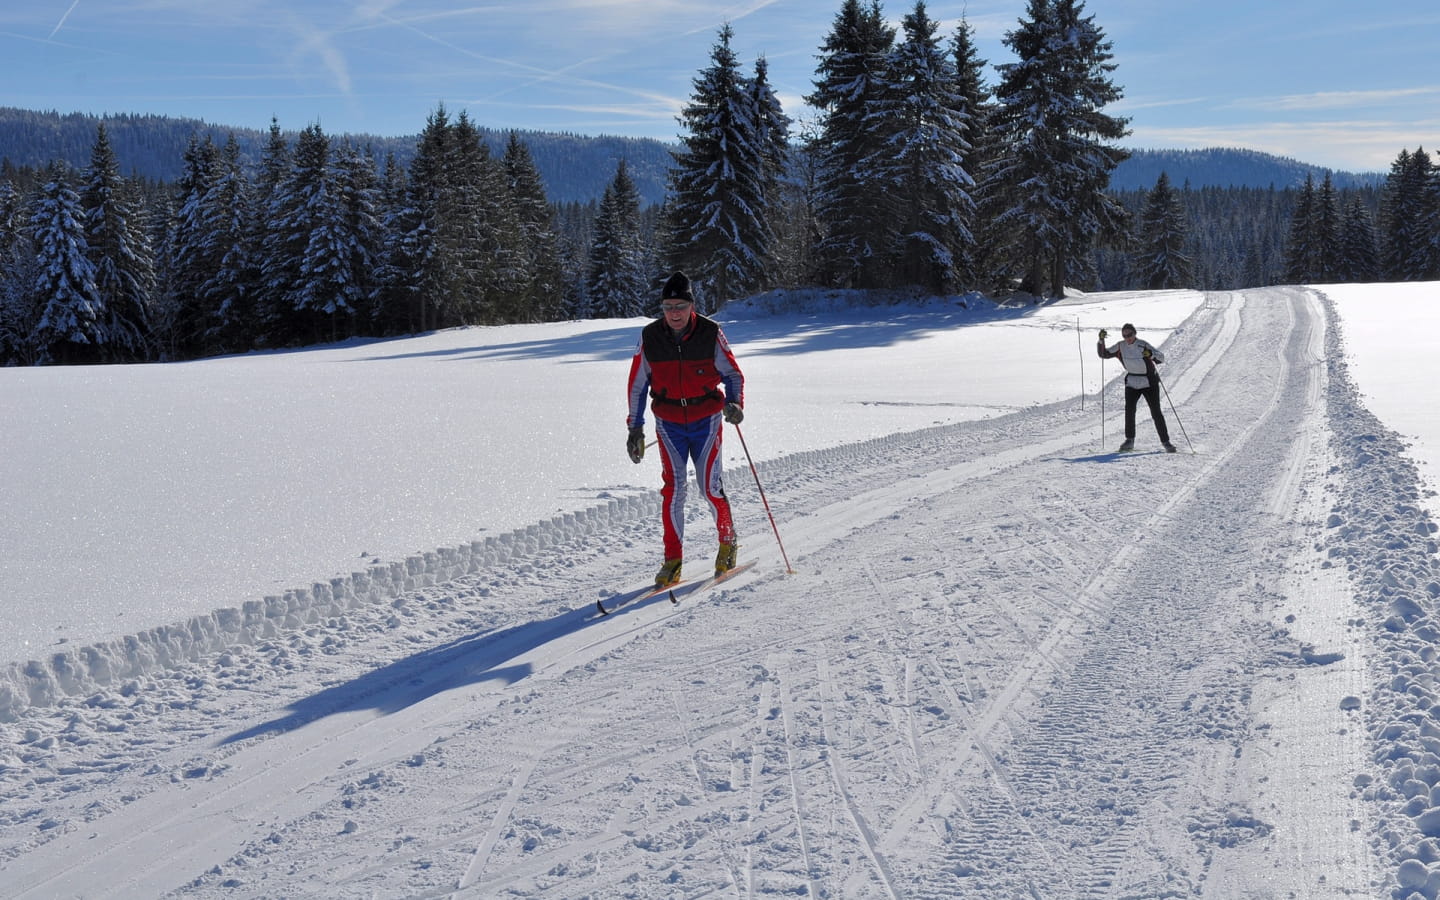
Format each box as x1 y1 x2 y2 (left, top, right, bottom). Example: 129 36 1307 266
596 580 682 616
667 561 756 605
595 561 756 616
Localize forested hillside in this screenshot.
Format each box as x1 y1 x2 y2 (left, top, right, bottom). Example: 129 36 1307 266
0 107 674 206
0 107 1380 205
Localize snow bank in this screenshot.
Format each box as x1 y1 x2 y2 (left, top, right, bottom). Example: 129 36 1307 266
0 491 658 721
1321 296 1440 898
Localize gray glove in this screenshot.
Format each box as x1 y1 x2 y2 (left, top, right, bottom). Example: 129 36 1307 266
626 428 645 464
723 403 744 425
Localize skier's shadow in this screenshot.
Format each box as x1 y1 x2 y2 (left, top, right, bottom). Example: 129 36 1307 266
218 582 663 746
1056 449 1163 463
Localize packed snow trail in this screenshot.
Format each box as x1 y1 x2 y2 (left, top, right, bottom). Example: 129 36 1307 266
4 287 1429 897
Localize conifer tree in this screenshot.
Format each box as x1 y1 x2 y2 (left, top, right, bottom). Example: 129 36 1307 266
373 153 425 333
808 0 895 288
29 163 104 363
988 0 1129 297
203 135 255 352
1380 148 1437 280
454 115 525 324
0 179 38 363
664 24 774 306
81 123 153 360
1282 175 1318 283
1133 171 1192 289
587 159 648 318
161 134 223 355
865 0 974 292
503 132 565 322
1338 196 1379 283
746 56 795 290
1312 173 1343 281
950 17 995 288
248 119 292 346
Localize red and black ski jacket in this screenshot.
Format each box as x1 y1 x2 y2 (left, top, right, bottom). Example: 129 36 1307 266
627 313 744 428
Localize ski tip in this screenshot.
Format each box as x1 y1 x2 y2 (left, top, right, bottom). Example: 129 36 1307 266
596 600 609 616
668 590 679 604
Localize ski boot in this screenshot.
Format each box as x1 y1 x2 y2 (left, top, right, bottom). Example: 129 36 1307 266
1163 441 1178 453
655 558 683 588
1118 439 1134 452
714 542 738 578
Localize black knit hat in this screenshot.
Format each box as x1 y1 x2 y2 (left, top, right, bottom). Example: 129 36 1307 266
661 271 693 303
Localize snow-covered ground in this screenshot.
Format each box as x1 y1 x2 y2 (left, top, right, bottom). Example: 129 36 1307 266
2 284 1440 898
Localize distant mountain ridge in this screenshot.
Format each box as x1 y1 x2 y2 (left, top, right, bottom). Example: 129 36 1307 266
0 106 1384 203
1109 147 1384 191
0 107 675 205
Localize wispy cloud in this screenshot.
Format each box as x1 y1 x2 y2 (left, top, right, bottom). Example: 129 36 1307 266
1131 119 1440 172
48 0 80 38
1233 86 1440 112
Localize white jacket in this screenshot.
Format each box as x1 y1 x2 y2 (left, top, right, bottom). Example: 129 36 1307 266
1101 338 1163 389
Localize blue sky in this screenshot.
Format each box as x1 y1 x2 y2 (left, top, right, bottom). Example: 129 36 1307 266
3 0 1436 173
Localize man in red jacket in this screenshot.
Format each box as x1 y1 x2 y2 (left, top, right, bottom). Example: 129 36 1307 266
626 272 745 586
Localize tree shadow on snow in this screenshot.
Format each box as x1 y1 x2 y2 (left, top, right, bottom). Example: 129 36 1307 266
218 581 674 746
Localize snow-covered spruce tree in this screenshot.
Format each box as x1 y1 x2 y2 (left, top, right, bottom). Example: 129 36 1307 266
29 163 104 364
808 0 895 289
1281 175 1316 283
1338 196 1380 283
246 119 291 347
1312 173 1344 282
0 179 39 364
987 0 1129 298
503 132 565 322
950 16 997 289
453 113 526 325
745 56 796 289
159 134 224 356
663 24 774 307
331 141 383 330
1379 148 1438 281
1133 171 1192 289
261 123 349 344
406 106 499 329
80 124 154 361
372 153 426 334
863 0 974 293
587 159 648 318
202 135 256 353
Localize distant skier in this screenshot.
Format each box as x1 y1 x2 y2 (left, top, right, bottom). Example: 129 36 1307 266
1098 323 1176 453
626 272 746 586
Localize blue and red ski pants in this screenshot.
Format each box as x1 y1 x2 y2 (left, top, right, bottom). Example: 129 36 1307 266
656 414 734 560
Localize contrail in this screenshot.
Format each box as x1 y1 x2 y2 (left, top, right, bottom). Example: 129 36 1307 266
49 0 80 39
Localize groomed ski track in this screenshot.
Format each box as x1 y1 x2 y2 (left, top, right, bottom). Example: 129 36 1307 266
3 286 1424 897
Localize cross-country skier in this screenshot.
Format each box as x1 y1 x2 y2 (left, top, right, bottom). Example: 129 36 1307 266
1097 323 1176 453
625 272 746 587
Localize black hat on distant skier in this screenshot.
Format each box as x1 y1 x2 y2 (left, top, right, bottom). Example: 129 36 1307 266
661 271 693 303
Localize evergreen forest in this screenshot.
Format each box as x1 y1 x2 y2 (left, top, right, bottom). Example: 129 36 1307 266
1 0 1435 366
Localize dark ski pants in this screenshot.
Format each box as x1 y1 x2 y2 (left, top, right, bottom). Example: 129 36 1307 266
1124 383 1170 443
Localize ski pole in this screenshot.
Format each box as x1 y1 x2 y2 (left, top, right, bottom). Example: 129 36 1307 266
1076 317 1085 411
733 423 796 575
1156 375 1194 453
1099 354 1106 450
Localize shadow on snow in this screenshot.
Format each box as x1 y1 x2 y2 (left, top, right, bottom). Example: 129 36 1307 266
218 580 688 746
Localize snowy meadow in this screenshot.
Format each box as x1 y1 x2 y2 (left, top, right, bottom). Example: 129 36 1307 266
3 284 1440 898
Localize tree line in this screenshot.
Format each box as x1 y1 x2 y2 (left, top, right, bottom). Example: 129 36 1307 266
2 0 1436 366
